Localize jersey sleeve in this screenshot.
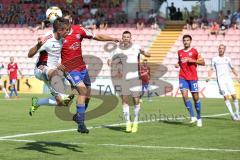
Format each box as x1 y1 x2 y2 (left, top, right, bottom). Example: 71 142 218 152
210 58 215 70
15 63 18 70
38 33 52 52
228 57 234 69
38 43 47 52
80 26 95 39
193 48 200 59
7 64 10 70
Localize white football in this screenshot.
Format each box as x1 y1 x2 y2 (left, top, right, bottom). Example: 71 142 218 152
46 6 62 23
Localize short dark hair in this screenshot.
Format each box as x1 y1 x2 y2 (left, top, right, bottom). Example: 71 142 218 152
182 34 192 41
53 17 70 32
62 10 72 17
123 30 131 36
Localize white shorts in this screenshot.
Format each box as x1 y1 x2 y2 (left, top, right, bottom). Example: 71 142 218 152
217 78 236 96
34 66 60 96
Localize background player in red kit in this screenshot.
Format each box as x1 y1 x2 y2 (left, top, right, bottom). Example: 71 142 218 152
139 59 152 102
60 12 120 133
7 57 22 98
175 35 205 127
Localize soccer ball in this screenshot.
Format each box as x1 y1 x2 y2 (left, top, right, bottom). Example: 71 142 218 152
46 6 62 23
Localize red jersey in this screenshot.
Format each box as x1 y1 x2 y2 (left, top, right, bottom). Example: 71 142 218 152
8 63 18 80
61 25 94 72
140 65 150 84
178 48 199 80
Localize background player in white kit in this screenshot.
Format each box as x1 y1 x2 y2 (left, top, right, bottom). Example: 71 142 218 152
28 18 73 116
108 31 150 133
207 44 240 120
0 64 9 98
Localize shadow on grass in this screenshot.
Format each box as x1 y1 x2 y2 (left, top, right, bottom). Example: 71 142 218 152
161 120 185 125
204 117 230 121
104 126 126 132
16 141 82 155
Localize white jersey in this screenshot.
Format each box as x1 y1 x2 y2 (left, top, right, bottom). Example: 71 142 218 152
211 56 234 80
36 31 62 70
211 55 235 96
109 43 141 80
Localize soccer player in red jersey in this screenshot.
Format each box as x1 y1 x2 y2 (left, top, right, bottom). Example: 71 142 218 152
139 59 152 102
175 35 205 127
7 57 22 98
60 11 120 133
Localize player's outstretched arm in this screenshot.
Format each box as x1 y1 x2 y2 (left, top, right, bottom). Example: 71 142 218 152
231 68 240 83
206 69 213 82
93 34 121 42
28 37 45 58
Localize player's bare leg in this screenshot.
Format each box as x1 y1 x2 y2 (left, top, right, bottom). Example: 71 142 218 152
121 95 131 132
192 92 202 127
231 94 240 120
75 82 89 134
0 85 9 98
132 97 140 133
223 95 237 120
181 90 197 124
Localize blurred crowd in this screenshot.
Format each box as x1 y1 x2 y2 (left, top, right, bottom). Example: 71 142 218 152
0 0 126 29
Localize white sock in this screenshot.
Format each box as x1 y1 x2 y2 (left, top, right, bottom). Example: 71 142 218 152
225 100 235 117
134 104 140 123
233 100 239 116
37 96 57 106
123 104 130 123
2 87 8 97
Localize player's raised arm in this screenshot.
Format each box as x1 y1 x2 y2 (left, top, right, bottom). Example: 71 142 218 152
28 37 45 58
206 68 214 82
93 34 121 43
140 48 151 57
231 68 240 83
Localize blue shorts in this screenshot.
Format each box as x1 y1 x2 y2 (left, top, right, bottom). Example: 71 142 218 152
179 78 198 92
142 84 149 91
65 69 91 87
10 79 16 85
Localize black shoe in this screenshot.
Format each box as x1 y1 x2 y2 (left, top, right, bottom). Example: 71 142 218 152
77 124 89 134
72 114 77 123
63 94 75 106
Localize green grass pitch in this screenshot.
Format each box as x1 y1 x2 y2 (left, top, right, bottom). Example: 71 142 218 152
0 94 239 160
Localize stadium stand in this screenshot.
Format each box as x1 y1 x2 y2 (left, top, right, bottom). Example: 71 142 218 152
0 27 159 77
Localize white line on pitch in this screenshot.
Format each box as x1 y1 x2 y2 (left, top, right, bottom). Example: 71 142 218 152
0 113 230 139
0 138 239 152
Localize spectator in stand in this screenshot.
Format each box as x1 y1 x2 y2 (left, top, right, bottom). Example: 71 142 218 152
0 11 5 24
100 20 108 30
217 10 225 25
83 0 91 9
168 2 176 20
175 8 183 20
210 21 220 36
90 4 98 16
148 9 157 24
136 16 145 30
200 15 209 29
222 15 231 29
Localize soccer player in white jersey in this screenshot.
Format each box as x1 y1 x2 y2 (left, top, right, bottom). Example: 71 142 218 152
0 64 9 98
108 31 150 133
28 18 73 116
206 44 240 120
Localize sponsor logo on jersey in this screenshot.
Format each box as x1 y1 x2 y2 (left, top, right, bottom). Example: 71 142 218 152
69 42 81 50
76 34 81 39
